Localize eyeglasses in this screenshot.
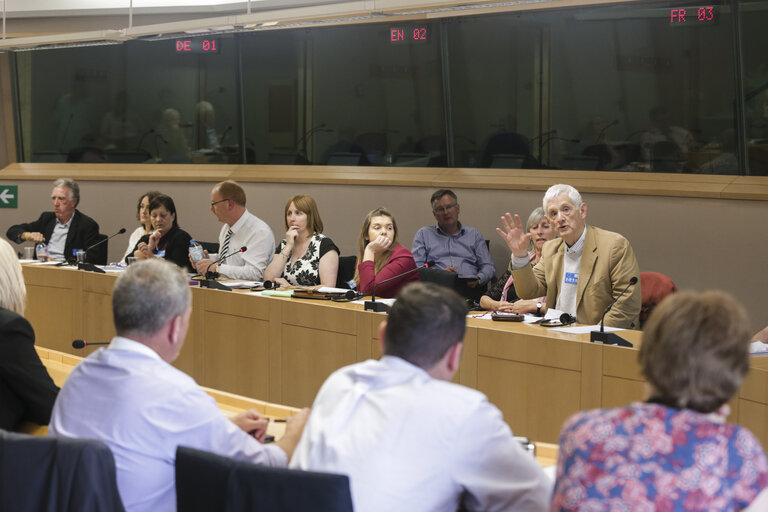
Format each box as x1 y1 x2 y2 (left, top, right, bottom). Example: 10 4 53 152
433 203 458 214
210 198 231 207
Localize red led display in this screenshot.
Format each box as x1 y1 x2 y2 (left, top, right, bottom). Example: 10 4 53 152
670 6 716 25
390 25 430 45
174 38 220 54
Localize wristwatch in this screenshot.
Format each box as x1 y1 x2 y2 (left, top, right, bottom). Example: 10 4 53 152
536 301 543 316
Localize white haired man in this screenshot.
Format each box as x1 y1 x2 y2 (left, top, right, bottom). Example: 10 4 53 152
497 184 641 328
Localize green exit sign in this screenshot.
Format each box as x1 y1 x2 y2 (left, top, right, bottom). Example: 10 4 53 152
0 185 17 208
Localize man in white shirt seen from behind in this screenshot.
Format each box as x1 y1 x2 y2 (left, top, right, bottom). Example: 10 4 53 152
50 259 308 512
290 282 551 512
193 180 275 280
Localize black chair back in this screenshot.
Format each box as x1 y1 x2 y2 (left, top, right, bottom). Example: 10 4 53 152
176 446 354 512
336 255 357 289
0 430 125 512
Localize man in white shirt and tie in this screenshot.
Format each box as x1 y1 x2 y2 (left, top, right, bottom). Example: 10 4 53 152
193 180 275 280
290 282 552 512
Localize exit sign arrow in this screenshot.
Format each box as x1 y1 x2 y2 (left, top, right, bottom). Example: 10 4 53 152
0 185 18 208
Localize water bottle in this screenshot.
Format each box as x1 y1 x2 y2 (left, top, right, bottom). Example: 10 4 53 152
35 242 49 261
189 239 204 263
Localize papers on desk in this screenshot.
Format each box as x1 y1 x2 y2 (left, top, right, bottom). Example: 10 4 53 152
30 260 64 266
750 341 768 354
550 325 624 334
257 289 295 297
351 298 396 307
221 280 261 289
317 286 355 294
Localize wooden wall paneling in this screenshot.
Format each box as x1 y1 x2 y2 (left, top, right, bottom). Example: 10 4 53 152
23 266 82 354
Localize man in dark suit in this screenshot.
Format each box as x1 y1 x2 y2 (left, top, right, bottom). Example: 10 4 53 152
6 178 105 264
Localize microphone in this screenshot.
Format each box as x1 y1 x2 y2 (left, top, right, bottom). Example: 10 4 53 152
136 128 155 151
262 280 274 289
72 339 110 349
199 247 248 290
590 276 638 347
154 133 168 159
76 228 127 273
364 260 434 313
204 246 247 279
594 119 619 144
219 125 232 146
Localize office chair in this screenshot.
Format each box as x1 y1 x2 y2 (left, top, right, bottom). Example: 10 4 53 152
336 255 357 289
0 430 125 512
175 446 354 512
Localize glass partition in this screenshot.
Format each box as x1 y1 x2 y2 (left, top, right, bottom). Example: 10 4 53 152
10 0 765 174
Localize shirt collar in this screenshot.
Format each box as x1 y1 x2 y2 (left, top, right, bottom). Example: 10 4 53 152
565 226 587 255
108 336 163 360
435 221 464 236
56 213 74 228
228 209 250 234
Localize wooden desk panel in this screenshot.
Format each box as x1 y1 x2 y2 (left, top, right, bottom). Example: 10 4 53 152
280 324 357 407
22 267 768 448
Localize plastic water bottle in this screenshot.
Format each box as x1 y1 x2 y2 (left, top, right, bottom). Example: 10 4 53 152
189 239 204 263
35 242 49 261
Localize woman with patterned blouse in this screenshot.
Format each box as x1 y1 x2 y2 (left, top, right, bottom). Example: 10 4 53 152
264 194 339 287
553 291 768 511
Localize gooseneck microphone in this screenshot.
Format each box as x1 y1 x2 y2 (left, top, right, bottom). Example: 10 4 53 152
74 228 127 273
590 276 638 347
204 246 247 279
364 261 435 313
72 339 110 349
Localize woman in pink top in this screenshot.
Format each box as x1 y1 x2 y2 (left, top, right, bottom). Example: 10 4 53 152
355 208 419 298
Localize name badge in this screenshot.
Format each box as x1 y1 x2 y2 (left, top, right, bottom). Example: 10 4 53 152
564 272 578 285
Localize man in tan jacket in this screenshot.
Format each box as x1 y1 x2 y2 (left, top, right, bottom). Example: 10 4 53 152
496 184 640 329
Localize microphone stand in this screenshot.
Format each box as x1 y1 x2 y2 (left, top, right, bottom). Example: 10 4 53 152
590 277 638 347
77 228 127 273
199 247 247 291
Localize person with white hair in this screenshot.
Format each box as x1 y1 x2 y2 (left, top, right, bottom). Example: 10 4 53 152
0 238 59 430
496 184 641 328
6 178 104 263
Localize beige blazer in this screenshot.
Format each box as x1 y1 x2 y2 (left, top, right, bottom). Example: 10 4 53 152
510 225 641 329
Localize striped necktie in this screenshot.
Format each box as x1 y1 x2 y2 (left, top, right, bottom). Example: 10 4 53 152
221 228 232 262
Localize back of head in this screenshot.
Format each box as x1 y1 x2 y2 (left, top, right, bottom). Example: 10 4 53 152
112 259 190 338
384 282 467 369
640 290 751 413
0 239 26 315
542 184 581 210
285 194 323 233
215 181 246 207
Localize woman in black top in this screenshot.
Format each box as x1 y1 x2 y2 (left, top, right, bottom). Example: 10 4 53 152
0 238 59 431
129 194 194 271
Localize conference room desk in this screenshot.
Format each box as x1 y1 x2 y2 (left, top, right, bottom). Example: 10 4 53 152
26 346 560 468
22 265 768 446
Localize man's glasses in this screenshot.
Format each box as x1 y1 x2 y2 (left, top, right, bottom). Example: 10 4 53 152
210 199 231 207
433 203 457 214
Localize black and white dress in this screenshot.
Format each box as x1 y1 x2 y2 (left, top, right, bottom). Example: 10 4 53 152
275 233 339 286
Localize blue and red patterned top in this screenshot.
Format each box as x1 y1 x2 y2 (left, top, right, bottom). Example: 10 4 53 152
552 402 768 511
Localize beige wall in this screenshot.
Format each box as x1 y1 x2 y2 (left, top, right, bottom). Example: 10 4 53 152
3 178 766 331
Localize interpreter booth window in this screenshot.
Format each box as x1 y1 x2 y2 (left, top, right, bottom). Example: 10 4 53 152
16 35 239 164
741 0 768 175
310 23 446 167
445 15 542 169
240 30 305 165
545 1 739 174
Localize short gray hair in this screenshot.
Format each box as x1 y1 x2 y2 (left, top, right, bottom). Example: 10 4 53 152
0 238 26 315
53 178 80 206
542 184 582 211
112 259 190 337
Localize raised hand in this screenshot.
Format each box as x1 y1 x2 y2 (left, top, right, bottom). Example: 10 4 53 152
496 212 532 258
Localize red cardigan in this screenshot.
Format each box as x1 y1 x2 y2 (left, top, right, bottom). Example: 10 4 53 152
357 244 420 298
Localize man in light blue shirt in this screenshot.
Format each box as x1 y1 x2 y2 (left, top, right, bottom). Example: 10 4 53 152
49 259 308 512
412 189 495 300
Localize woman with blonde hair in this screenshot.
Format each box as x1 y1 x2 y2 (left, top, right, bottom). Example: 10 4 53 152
0 238 59 430
355 207 419 298
264 194 339 287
